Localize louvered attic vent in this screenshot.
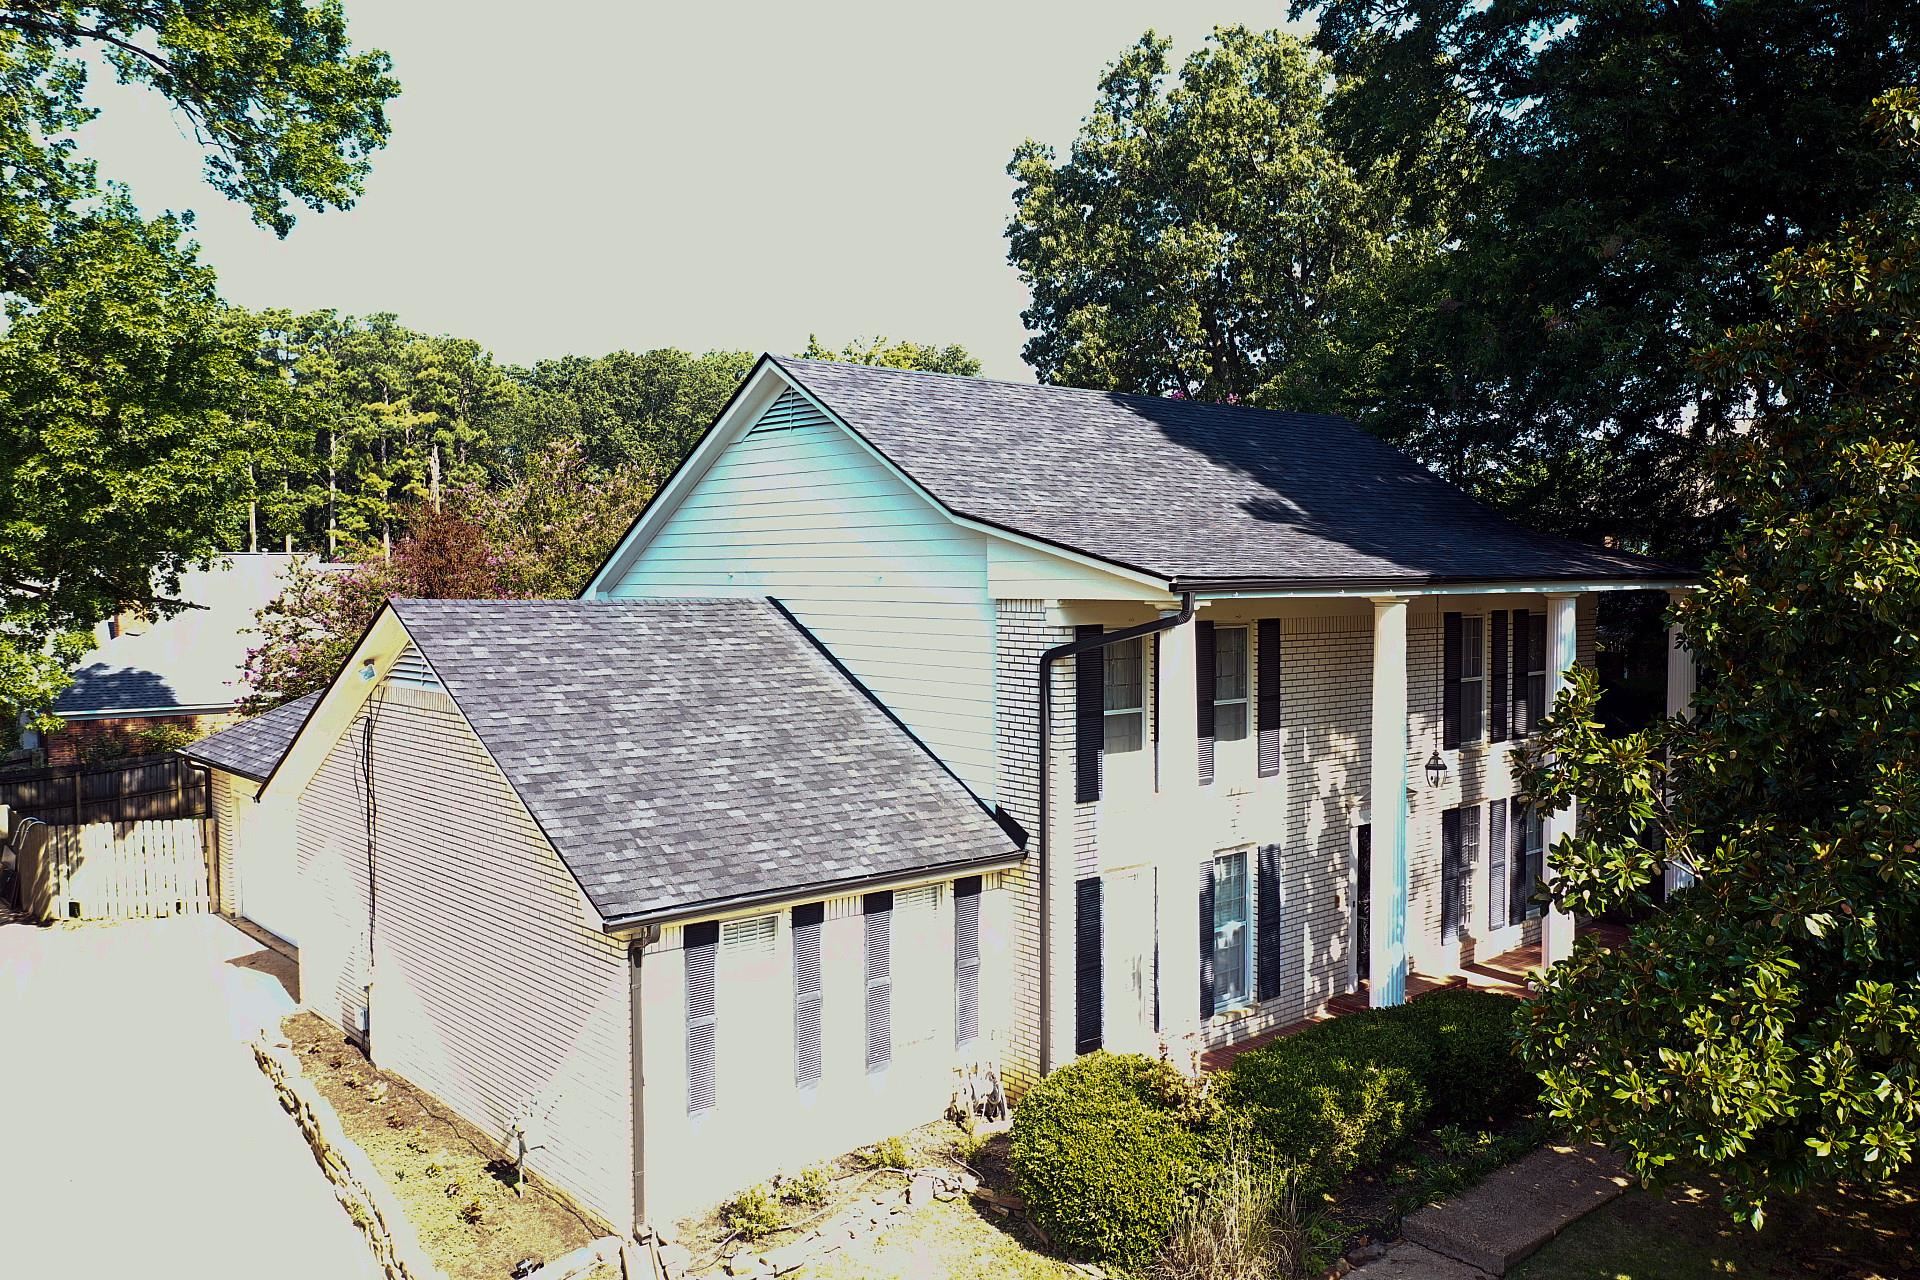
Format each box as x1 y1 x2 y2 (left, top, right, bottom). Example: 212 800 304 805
751 387 830 434
387 644 442 692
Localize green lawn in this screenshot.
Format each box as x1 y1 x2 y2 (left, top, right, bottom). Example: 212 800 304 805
804 1197 1081 1280
1511 1181 1917 1280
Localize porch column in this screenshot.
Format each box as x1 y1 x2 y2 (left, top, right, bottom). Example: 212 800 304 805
1540 593 1580 967
1156 610 1204 1047
1664 588 1698 895
1368 597 1409 1006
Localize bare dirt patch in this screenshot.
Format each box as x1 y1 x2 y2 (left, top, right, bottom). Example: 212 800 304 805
284 1011 606 1280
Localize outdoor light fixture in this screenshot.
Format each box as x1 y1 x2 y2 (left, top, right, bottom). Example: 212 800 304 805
1425 749 1448 789
360 657 377 682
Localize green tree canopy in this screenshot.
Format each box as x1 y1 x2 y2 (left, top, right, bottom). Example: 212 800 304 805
1297 0 1920 560
799 335 981 377
0 1 396 732
1005 26 1443 406
507 348 755 475
1515 95 1920 1218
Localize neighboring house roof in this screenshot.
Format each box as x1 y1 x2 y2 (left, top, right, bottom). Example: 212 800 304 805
768 356 1685 589
54 553 306 717
179 691 321 783
381 598 1020 926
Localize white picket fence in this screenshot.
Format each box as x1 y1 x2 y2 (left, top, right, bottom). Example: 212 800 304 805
11 817 212 923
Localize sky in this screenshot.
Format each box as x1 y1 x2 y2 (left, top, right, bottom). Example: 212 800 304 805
73 1 1304 379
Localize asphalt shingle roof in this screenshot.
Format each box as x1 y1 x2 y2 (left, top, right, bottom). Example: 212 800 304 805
771 357 1684 587
387 597 1019 925
181 691 320 782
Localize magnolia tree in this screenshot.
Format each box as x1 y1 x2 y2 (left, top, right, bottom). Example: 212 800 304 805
1516 95 1920 1220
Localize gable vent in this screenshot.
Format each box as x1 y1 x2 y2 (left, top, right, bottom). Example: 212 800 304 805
751 387 831 435
722 913 776 954
387 644 441 692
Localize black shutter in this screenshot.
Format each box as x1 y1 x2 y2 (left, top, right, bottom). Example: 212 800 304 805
1443 612 1463 750
1506 799 1521 921
1196 621 1216 786
1198 860 1216 1020
1074 624 1103 803
864 892 892 1073
1355 826 1371 981
1440 808 1464 944
1490 611 1510 743
954 878 982 1049
1256 618 1282 778
1256 843 1282 1001
1511 610 1531 737
685 921 719 1115
1074 877 1103 1054
1488 801 1509 931
792 903 824 1088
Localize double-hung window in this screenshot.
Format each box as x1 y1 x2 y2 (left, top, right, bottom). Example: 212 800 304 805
1459 616 1486 743
1213 627 1249 742
1525 615 1547 733
1521 806 1546 920
1104 637 1145 753
1211 851 1252 1010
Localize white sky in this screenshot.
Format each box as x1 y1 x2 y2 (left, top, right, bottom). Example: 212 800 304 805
72 1 1304 379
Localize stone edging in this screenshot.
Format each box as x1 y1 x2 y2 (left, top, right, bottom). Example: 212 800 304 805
251 1034 451 1280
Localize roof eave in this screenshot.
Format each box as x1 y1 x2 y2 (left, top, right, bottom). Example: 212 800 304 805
598 847 1027 937
1175 571 1699 598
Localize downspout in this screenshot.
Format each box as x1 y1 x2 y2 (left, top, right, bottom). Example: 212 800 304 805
1036 593 1195 1075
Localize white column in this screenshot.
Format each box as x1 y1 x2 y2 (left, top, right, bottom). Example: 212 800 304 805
1368 597 1409 1006
1540 593 1580 966
1664 588 1698 895
1155 612 1203 1051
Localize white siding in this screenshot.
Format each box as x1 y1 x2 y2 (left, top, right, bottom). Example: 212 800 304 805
607 389 998 799
638 876 1014 1226
295 683 633 1229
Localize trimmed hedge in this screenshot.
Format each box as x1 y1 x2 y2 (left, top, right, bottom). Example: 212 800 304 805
1218 1015 1434 1188
1009 1053 1218 1265
1387 987 1534 1124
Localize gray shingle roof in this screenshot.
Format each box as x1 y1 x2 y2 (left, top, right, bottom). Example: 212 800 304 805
388 597 1020 926
180 690 321 782
772 357 1684 587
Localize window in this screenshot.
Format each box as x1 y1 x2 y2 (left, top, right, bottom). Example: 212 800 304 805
1104 637 1145 753
864 892 892 1073
1211 852 1252 1010
1213 627 1249 742
1521 806 1546 920
1525 614 1548 734
684 921 719 1116
1459 616 1486 743
792 903 824 1088
1441 806 1476 944
954 878 982 1050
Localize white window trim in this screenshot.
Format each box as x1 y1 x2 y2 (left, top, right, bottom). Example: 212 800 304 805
1103 636 1146 754
1211 848 1254 1013
1213 625 1250 744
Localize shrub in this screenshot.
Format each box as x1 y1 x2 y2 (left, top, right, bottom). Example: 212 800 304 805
1386 989 1535 1124
781 1163 832 1206
721 1185 785 1240
1011 1053 1219 1265
1151 1148 1341 1280
1219 1014 1434 1188
861 1135 912 1170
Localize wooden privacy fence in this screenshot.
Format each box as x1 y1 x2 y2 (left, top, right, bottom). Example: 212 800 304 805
0 754 211 826
11 817 211 923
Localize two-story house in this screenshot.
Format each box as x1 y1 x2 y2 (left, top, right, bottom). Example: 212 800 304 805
185 354 1692 1235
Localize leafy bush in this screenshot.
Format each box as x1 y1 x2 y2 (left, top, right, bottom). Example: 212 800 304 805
1219 1014 1434 1188
861 1135 912 1170
780 1163 832 1206
1011 1053 1219 1265
721 1185 785 1240
1387 989 1533 1123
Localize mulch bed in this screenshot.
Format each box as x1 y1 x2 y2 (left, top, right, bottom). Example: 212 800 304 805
284 1011 609 1280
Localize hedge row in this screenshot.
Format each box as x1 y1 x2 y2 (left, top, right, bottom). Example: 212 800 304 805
1009 989 1535 1266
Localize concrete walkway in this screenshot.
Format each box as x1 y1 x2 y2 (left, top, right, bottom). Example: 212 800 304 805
0 914 378 1279
1351 1144 1633 1278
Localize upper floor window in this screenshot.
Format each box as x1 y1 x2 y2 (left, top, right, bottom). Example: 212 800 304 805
1104 637 1144 753
1525 614 1547 734
1459 615 1485 742
1213 626 1249 742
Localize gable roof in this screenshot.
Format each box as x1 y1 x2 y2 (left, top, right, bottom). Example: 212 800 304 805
55 554 308 716
383 597 1019 927
180 690 320 782
768 356 1685 589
